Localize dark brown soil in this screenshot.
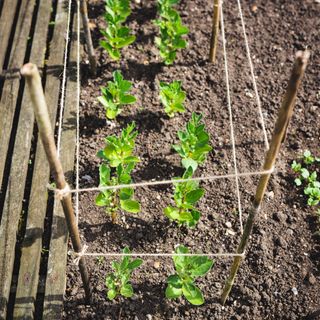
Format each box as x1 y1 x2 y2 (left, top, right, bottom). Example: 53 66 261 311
63 0 320 319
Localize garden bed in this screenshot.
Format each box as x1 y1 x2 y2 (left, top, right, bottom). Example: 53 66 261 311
63 0 320 319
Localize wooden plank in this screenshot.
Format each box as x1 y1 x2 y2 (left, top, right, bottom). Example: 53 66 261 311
0 0 36 193
43 11 80 319
0 0 20 72
0 1 38 318
11 0 73 318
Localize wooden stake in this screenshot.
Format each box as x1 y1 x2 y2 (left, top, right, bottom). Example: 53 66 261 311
20 63 92 302
209 0 220 63
220 50 310 304
79 0 97 76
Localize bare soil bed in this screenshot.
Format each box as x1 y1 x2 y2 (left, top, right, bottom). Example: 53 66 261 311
63 0 320 319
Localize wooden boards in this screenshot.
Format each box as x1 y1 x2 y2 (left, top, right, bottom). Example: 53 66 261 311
0 0 78 318
13 0 76 317
43 11 80 318
0 0 35 189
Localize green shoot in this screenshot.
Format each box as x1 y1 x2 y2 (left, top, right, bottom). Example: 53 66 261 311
173 112 212 171
106 247 143 300
100 0 136 60
154 0 189 65
291 150 320 206
95 163 140 223
165 245 214 305
96 123 140 222
98 70 137 120
97 122 139 167
159 80 186 117
164 167 204 227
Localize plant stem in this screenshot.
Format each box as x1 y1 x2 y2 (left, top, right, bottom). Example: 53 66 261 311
220 50 310 304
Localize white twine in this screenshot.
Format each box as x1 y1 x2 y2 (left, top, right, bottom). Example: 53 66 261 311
64 0 273 264
220 5 243 234
48 183 71 200
75 1 81 224
47 167 274 195
67 251 246 258
68 244 89 265
236 0 269 150
57 0 73 156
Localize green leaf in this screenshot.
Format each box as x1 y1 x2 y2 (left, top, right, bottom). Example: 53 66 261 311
128 258 143 270
294 178 302 186
167 274 182 287
95 192 109 206
186 188 204 204
121 94 137 104
191 259 214 277
182 283 204 305
120 199 140 213
301 168 310 179
106 108 119 119
120 283 134 297
164 206 180 220
119 188 134 200
165 283 183 299
182 158 198 171
99 164 111 185
107 288 117 300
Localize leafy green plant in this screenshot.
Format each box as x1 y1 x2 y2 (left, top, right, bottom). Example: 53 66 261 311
173 112 212 171
164 167 204 227
95 163 140 222
97 122 139 167
291 150 320 206
159 80 186 117
98 70 137 119
165 245 214 305
100 0 135 60
96 123 140 222
106 247 143 300
154 0 189 65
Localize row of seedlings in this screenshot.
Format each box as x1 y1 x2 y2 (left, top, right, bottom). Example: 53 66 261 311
94 0 215 305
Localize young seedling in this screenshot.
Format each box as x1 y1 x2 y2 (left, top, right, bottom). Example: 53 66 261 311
164 167 204 227
166 245 214 305
154 1 189 65
159 80 186 117
95 163 140 223
173 112 212 171
100 0 136 60
96 123 140 222
97 122 139 167
291 150 320 206
106 247 143 300
98 70 137 120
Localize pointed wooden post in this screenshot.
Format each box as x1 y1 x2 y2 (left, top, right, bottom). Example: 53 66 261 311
79 0 97 75
220 50 310 304
20 63 92 302
209 0 220 63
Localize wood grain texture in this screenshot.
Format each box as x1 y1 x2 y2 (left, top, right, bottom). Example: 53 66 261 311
0 0 36 192
43 11 80 319
11 0 73 318
0 1 38 318
0 0 19 72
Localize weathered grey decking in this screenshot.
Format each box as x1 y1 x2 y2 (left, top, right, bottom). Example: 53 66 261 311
0 0 80 318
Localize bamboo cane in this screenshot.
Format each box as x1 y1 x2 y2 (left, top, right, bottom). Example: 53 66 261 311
220 50 310 304
209 0 220 63
20 63 92 302
79 0 97 76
